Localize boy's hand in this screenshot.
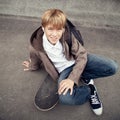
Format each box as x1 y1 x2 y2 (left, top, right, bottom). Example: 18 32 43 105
58 79 74 95
22 59 31 71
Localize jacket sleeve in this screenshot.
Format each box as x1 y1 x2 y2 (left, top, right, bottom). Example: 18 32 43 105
68 35 87 85
29 45 42 71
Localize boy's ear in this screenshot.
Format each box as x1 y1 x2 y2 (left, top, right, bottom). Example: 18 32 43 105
63 28 65 33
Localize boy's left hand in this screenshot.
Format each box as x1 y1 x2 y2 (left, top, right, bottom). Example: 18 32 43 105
58 79 74 95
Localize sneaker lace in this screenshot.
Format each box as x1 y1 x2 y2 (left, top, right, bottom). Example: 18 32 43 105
91 91 100 105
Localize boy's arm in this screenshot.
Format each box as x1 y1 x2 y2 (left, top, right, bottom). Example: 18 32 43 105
29 46 42 71
68 35 87 85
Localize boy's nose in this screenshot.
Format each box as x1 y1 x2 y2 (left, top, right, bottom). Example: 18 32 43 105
52 30 57 36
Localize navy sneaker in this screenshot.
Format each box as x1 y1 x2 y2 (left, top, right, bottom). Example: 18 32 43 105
89 84 103 115
82 79 94 85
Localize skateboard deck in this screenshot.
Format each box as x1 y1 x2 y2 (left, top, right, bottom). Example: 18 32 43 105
34 75 59 111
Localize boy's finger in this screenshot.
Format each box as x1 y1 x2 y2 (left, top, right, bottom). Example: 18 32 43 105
70 88 73 95
24 68 30 71
63 88 69 95
22 61 29 67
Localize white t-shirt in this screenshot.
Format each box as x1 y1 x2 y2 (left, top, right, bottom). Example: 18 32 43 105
43 33 75 73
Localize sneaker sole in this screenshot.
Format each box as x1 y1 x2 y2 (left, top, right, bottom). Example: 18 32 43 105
92 103 103 116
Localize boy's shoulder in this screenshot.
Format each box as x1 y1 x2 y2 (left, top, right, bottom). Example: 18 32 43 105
65 19 84 49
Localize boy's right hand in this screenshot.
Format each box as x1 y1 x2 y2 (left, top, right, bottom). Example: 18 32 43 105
22 59 31 71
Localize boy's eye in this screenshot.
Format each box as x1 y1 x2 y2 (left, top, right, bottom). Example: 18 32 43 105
58 28 62 30
48 27 53 30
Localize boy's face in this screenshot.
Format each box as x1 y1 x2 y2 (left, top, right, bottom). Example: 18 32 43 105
43 24 64 45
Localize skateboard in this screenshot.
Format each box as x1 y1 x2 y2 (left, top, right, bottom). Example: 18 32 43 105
34 75 59 111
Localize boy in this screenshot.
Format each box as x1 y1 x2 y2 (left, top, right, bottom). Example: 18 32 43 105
23 9 118 115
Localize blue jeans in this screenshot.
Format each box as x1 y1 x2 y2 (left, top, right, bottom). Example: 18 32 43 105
58 54 118 105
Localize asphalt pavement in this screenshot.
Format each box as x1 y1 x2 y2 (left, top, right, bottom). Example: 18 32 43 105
0 15 120 120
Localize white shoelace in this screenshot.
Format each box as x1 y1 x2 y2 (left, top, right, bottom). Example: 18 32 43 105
91 91 100 105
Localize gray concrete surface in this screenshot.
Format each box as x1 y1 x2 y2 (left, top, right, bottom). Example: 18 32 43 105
0 15 120 120
0 0 120 29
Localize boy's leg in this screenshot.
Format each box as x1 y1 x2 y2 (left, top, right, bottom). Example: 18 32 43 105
58 65 103 115
81 53 118 115
81 53 118 81
58 54 118 115
58 65 91 105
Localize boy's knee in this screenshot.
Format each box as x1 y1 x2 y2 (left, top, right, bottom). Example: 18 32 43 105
59 93 73 105
59 86 91 105
110 60 118 75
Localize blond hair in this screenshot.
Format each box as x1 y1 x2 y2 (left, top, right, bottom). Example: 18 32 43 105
41 9 66 29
